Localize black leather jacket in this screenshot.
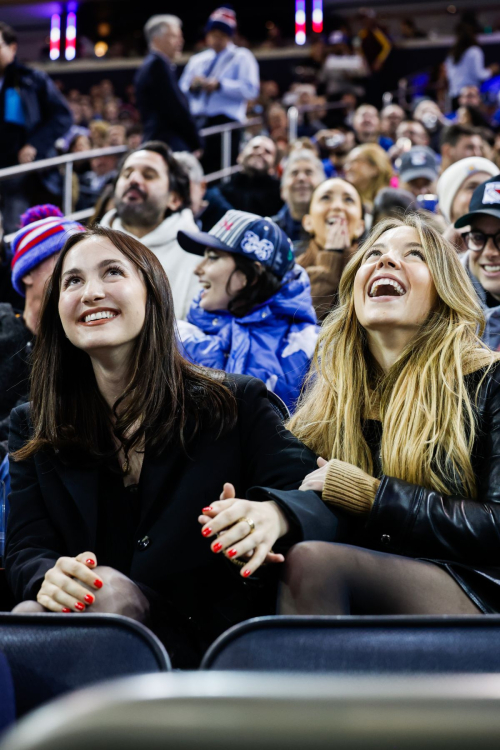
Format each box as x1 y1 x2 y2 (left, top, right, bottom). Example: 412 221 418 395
257 361 500 613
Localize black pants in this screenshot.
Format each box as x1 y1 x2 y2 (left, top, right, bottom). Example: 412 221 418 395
199 114 240 177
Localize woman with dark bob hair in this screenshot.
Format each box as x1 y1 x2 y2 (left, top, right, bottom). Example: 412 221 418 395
6 226 330 666
177 210 318 411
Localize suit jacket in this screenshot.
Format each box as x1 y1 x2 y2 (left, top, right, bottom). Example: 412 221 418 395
6 376 337 662
134 51 202 153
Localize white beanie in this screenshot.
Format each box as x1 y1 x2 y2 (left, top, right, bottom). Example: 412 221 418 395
437 157 498 224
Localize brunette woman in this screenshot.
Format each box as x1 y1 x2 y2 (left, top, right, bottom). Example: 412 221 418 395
297 177 365 320
6 226 325 666
205 214 500 616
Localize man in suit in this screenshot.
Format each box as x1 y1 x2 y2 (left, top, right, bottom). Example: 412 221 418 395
135 15 202 154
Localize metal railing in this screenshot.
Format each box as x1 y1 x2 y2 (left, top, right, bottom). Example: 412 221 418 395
0 117 264 223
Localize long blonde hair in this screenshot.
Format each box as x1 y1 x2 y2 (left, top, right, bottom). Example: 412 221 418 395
348 143 393 205
289 214 498 498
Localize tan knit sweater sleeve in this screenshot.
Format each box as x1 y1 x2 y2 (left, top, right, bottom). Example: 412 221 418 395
322 458 380 514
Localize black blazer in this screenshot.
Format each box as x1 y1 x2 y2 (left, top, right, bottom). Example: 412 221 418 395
6 376 337 663
134 52 202 153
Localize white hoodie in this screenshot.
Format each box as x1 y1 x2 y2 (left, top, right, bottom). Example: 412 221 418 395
100 208 200 320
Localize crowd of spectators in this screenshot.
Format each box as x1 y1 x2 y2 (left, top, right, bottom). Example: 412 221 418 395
2 6 500 676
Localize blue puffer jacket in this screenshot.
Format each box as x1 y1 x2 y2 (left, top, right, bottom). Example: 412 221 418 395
178 265 319 412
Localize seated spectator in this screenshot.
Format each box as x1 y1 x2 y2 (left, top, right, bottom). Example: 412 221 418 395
413 99 448 153
126 124 143 150
7 225 322 667
89 120 110 148
458 85 482 110
100 141 200 319
174 151 232 233
314 126 356 178
343 143 393 210
297 178 365 319
0 206 84 459
218 136 283 217
454 175 500 349
177 211 318 410
372 187 415 226
280 214 500 617
272 150 326 244
76 150 119 211
398 146 439 199
388 120 431 162
380 104 405 142
107 124 127 146
352 105 393 151
437 156 498 226
440 124 484 172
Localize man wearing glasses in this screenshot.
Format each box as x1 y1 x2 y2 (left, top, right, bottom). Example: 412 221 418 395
455 175 500 349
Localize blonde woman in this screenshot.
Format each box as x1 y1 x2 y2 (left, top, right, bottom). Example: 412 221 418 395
343 143 393 209
279 213 500 616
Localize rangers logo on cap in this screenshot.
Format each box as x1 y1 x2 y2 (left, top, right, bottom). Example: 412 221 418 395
483 182 500 205
411 152 427 166
241 230 274 261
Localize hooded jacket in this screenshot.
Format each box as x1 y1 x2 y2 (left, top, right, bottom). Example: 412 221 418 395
100 208 200 320
177 265 319 411
462 252 500 351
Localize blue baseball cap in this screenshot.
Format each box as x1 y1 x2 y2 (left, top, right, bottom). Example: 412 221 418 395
177 210 295 279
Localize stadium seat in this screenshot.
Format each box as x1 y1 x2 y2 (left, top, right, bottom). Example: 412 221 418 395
2 671 500 750
201 614 500 673
0 613 170 717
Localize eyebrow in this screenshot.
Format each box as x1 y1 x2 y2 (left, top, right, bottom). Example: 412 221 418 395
369 242 424 251
62 258 124 277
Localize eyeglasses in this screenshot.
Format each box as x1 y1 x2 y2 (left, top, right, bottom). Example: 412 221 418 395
464 230 500 253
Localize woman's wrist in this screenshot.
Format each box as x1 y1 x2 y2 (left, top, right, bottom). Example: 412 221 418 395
265 500 290 537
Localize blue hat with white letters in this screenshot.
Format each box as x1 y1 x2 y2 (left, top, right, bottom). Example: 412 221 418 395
177 210 295 279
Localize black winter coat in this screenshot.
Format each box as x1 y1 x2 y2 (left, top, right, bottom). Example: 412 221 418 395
218 172 284 218
261 361 500 614
6 376 334 665
0 304 31 460
135 52 202 153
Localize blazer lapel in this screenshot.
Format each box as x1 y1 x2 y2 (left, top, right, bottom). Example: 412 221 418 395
51 458 99 551
137 442 187 534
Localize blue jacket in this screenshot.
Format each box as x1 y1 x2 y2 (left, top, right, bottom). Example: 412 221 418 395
178 265 319 411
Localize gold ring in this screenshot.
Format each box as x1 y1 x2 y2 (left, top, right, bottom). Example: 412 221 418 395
239 517 255 534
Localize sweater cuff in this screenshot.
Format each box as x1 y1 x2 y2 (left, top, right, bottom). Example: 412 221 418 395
322 458 380 514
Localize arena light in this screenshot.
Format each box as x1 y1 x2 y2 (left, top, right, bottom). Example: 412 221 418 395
65 11 77 61
295 0 306 45
312 0 323 33
49 14 60 61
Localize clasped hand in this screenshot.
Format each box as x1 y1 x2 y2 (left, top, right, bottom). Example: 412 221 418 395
299 457 329 492
198 484 289 578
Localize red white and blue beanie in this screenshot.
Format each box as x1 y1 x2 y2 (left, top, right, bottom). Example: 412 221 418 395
205 6 237 36
11 205 85 297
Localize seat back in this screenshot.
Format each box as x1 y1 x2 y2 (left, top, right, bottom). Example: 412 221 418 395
0 613 170 716
201 614 500 672
266 390 290 422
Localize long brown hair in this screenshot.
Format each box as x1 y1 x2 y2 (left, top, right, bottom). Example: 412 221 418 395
289 214 499 498
13 226 237 464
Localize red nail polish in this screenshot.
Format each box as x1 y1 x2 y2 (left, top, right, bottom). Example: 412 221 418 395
242 569 251 578
94 579 103 589
202 506 213 513
74 602 85 611
86 559 95 566
202 527 212 537
227 549 238 558
84 594 94 604
213 542 223 553
62 608 71 613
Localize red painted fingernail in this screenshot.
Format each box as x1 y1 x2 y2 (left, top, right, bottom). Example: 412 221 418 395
202 527 212 537
227 548 238 558
213 542 223 553
74 602 85 611
62 608 71 613
94 579 103 589
84 594 94 604
202 506 213 513
86 559 95 566
243 569 251 578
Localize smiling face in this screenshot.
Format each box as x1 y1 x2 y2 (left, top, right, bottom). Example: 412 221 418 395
282 158 324 213
353 105 380 141
353 226 437 334
303 178 364 248
58 236 147 359
239 137 277 176
450 171 493 224
467 215 500 300
194 248 247 312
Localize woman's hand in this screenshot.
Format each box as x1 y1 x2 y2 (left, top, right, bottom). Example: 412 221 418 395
299 457 329 492
324 217 351 253
198 484 289 577
37 552 103 613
